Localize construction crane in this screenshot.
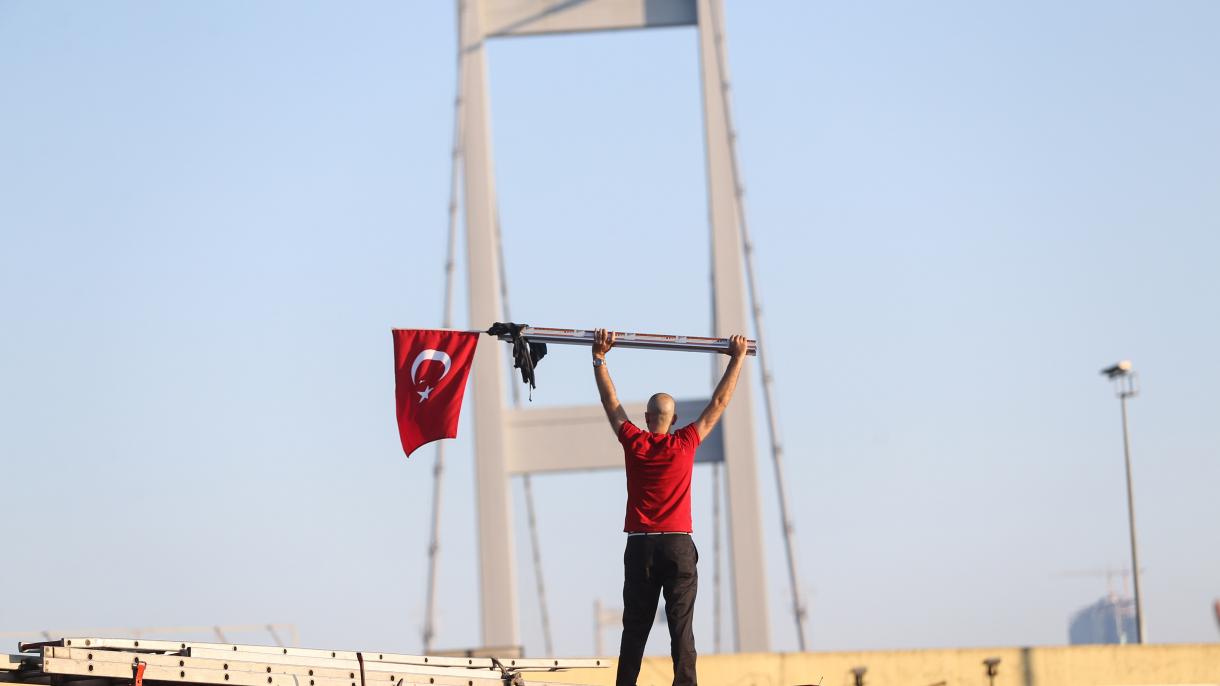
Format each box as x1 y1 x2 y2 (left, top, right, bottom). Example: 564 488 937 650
1056 567 1144 598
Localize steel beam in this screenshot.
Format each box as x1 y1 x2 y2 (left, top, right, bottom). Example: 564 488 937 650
184 648 605 673
505 400 723 474
42 656 356 686
33 639 601 673
481 0 696 37
42 647 548 684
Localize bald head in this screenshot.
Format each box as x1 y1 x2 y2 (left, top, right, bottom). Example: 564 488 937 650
646 393 676 433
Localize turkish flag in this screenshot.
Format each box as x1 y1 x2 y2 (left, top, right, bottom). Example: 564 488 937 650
392 329 480 457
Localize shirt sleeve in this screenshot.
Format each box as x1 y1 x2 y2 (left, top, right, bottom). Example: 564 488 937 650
678 423 702 448
618 421 641 445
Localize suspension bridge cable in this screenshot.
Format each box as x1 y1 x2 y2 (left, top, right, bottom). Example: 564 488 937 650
422 0 466 654
709 273 726 652
711 461 723 653
494 208 555 657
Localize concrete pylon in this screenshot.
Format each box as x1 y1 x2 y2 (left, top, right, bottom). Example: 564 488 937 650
458 0 771 653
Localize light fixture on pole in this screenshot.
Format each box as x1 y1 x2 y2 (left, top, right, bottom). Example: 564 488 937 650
1100 359 1145 644
982 657 1001 686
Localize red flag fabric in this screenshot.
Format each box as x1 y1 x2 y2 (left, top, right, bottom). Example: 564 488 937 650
392 329 480 457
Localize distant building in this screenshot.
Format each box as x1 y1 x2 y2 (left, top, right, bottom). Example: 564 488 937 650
1069 595 1137 644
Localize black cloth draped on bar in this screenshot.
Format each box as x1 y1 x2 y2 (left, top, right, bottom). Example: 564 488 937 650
486 322 547 398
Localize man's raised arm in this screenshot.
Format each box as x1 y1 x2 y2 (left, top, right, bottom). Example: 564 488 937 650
592 328 630 434
693 334 749 441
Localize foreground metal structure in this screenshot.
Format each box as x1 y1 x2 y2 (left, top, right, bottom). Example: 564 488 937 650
3 638 602 686
457 0 775 652
492 327 758 356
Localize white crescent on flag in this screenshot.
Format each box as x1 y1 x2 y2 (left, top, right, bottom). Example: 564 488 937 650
411 349 452 385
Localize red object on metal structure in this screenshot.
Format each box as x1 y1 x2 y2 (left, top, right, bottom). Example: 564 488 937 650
132 661 146 686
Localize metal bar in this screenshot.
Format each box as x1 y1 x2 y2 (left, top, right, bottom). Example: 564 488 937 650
185 648 572 677
44 647 520 683
500 327 757 356
43 656 357 686
2 655 31 670
481 0 697 37
34 641 603 672
39 655 525 686
186 648 604 675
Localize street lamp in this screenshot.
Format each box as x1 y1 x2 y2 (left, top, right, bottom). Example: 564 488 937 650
1100 359 1145 644
983 657 1001 686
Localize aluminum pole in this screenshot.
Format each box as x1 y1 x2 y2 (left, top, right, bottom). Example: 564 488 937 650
1119 392 1146 643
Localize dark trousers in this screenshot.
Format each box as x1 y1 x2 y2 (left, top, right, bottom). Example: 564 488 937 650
616 534 698 686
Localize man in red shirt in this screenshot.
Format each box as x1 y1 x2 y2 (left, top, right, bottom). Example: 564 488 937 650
591 328 749 686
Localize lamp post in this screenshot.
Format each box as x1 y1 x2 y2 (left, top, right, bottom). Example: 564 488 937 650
983 657 1001 686
1100 360 1145 643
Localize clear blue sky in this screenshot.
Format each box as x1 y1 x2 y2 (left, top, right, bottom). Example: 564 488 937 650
2 0 1218 657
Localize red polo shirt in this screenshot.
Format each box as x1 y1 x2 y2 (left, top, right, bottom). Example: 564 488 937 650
618 421 701 533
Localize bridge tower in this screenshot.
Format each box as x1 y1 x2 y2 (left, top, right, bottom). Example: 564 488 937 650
459 0 771 652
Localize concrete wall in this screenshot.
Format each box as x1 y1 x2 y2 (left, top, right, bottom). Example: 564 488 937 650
532 644 1220 686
